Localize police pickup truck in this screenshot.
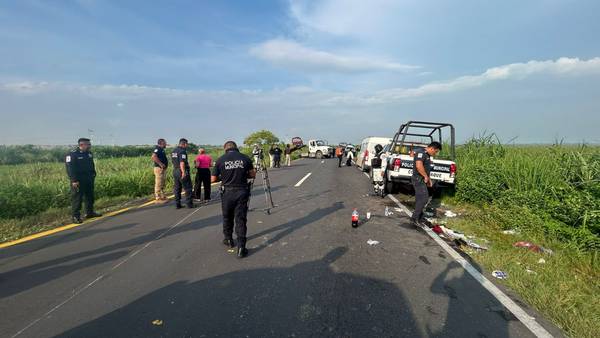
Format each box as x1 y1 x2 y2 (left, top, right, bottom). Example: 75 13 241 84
380 121 457 194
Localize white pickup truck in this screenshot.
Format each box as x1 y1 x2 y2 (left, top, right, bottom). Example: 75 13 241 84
301 139 333 159
381 121 457 194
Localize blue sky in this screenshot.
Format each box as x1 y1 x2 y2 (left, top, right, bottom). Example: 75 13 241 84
1 0 599 145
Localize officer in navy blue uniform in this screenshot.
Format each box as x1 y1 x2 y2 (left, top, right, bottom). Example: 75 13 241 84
65 138 101 224
411 141 442 227
211 141 256 258
171 138 194 209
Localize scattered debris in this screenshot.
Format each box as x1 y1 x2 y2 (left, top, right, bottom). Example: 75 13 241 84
257 221 263 224
513 241 554 255
367 239 380 246
394 207 404 213
502 229 518 235
538 258 546 264
152 319 163 326
423 210 435 218
444 210 457 218
492 270 508 279
431 224 488 250
467 241 488 251
384 206 394 217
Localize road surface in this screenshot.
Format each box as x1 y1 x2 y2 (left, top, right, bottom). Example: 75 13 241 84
0 158 562 337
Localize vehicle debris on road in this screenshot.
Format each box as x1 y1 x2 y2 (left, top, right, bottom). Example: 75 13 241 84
384 206 394 216
367 239 380 246
513 241 554 255
492 270 509 279
444 210 457 218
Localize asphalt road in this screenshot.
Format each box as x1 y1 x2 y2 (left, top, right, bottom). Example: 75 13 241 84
0 158 562 338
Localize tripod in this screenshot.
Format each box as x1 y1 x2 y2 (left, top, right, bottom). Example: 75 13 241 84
249 151 276 214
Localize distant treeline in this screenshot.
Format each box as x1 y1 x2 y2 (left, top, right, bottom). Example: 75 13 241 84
0 144 216 165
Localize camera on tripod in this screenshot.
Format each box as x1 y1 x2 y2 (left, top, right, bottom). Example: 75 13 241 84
249 145 276 214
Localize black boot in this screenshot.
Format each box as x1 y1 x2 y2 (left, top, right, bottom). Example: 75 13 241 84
176 203 183 209
72 216 83 224
223 239 235 248
85 212 102 218
237 247 248 258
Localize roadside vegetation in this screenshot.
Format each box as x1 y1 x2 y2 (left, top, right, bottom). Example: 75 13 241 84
440 135 599 337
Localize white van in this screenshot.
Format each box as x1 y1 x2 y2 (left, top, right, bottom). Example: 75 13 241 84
357 137 392 172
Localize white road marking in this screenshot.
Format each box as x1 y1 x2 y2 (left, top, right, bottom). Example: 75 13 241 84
294 172 312 187
12 208 202 338
385 194 553 338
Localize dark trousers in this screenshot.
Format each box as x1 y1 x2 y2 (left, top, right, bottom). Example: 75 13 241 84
411 176 429 223
71 178 94 218
337 156 343 167
273 155 281 168
194 168 212 200
173 169 193 206
221 188 250 248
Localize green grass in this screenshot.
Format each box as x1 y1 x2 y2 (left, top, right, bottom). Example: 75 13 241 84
438 136 600 337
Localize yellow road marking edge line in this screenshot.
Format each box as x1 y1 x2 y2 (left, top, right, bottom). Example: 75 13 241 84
0 182 222 250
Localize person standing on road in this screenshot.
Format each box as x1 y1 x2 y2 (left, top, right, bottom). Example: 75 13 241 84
211 141 256 258
252 144 261 169
65 138 102 224
335 145 344 167
284 144 292 167
268 144 275 168
171 138 194 209
346 147 354 166
272 144 283 168
194 148 213 203
411 142 442 227
151 138 168 203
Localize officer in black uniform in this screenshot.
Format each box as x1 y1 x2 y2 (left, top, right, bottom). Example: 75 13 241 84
411 141 442 227
65 138 101 224
211 141 256 258
171 138 194 209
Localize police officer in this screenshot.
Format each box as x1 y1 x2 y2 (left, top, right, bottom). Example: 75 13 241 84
171 138 194 209
151 138 169 203
411 141 442 227
65 138 101 224
211 141 256 258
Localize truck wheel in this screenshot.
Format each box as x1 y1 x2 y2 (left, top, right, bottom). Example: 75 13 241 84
316 151 323 159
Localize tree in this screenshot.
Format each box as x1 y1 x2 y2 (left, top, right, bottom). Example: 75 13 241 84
243 130 279 146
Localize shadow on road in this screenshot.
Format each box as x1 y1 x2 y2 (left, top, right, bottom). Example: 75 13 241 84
248 201 344 255
428 262 514 338
56 247 422 338
0 213 223 299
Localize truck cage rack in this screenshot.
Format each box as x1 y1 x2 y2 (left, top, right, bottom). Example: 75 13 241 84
392 121 456 160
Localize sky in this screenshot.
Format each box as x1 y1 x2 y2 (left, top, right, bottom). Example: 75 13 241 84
1 0 599 145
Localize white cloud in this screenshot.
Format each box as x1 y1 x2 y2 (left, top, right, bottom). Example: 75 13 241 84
324 57 600 104
289 0 398 38
250 39 419 73
4 57 599 105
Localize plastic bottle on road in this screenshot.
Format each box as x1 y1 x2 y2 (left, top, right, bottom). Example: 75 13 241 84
352 209 359 228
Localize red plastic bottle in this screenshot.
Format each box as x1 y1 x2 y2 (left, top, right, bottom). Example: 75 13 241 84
352 209 359 228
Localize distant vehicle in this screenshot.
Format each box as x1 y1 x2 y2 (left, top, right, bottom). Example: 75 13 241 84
301 139 333 159
381 121 457 194
357 137 393 172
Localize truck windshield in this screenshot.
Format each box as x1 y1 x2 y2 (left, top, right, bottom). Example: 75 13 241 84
316 140 326 146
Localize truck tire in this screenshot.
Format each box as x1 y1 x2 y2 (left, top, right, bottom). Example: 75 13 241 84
316 151 323 159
